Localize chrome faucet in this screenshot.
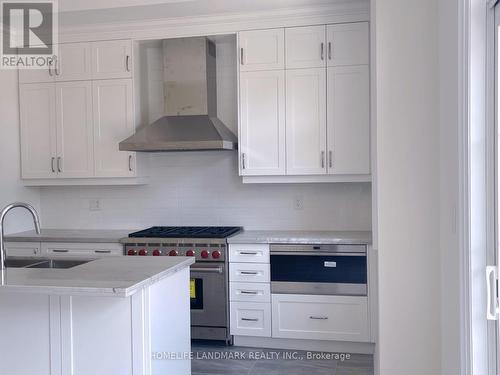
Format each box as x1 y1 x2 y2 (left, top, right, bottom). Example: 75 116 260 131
0 203 41 270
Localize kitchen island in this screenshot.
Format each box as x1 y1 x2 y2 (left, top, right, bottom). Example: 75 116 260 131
0 256 194 375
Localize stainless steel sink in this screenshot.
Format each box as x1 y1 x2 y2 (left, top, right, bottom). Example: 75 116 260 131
26 259 90 269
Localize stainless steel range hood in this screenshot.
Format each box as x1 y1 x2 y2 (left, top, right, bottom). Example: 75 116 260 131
119 37 237 152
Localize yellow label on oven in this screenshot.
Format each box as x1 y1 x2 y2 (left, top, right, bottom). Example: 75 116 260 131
190 279 196 299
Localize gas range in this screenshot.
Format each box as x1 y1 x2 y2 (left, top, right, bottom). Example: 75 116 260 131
121 226 241 262
120 226 242 343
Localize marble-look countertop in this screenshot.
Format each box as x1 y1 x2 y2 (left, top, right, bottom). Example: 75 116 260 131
5 229 134 243
0 256 194 297
227 230 372 245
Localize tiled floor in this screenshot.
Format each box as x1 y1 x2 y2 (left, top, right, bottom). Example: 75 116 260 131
191 342 374 375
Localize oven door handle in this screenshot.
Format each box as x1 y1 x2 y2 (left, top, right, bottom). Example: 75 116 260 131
190 266 223 274
270 251 365 256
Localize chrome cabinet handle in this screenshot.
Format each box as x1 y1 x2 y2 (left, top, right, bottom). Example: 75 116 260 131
54 57 60 76
52 249 68 253
191 267 223 274
241 318 258 322
240 47 244 65
95 250 111 254
240 290 259 295
329 151 333 168
48 60 53 76
126 55 130 72
57 157 62 172
51 157 55 173
241 153 246 169
321 42 324 60
240 271 258 275
321 151 325 168
487 266 499 320
309 316 328 320
240 251 258 255
128 155 133 172
328 42 332 60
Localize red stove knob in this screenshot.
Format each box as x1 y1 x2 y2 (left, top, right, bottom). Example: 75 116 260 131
152 249 161 256
186 250 195 257
138 249 147 256
200 250 209 259
169 250 178 256
212 250 221 259
127 249 137 256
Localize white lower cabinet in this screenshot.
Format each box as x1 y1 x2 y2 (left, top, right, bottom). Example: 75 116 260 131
4 242 42 257
271 294 369 342
230 301 272 337
229 263 270 283
41 242 123 258
230 282 271 303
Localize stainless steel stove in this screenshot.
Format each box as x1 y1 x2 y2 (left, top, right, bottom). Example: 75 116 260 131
121 226 242 343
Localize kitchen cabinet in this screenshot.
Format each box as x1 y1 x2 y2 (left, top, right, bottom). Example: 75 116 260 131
285 25 326 69
327 65 370 174
93 79 136 177
285 68 327 175
42 242 123 258
55 81 94 178
239 70 285 176
272 294 370 342
19 83 57 179
4 242 42 257
229 244 271 338
91 40 132 79
20 82 94 179
326 22 369 67
238 29 284 71
55 42 92 81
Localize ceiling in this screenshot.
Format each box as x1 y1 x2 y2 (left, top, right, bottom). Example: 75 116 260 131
59 0 346 27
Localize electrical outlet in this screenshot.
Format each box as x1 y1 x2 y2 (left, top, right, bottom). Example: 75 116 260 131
293 195 304 210
89 199 101 211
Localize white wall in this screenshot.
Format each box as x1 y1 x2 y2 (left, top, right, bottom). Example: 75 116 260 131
39 152 372 230
375 0 441 374
0 71 41 234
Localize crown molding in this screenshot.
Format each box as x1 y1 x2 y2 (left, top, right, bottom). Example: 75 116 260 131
59 1 369 42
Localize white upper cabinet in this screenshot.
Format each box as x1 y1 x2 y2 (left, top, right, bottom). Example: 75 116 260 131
55 81 94 178
286 68 327 175
91 40 132 79
285 25 326 69
93 79 135 177
19 83 57 179
18 66 54 84
239 29 284 71
239 70 286 176
327 65 370 175
55 42 92 81
327 22 369 66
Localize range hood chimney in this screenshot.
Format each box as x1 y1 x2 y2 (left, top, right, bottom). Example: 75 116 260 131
119 37 237 152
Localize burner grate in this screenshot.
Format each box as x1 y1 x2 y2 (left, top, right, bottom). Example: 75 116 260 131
128 226 241 239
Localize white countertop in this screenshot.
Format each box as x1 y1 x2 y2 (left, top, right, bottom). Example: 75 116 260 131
0 256 194 297
227 230 372 245
5 229 133 243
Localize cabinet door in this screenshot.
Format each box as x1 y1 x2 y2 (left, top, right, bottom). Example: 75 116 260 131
285 25 326 69
19 66 54 83
19 83 57 179
230 301 271 337
327 22 369 67
91 40 132 79
55 42 92 81
239 71 285 176
286 68 327 175
93 79 135 177
239 29 284 71
327 65 370 175
55 81 94 178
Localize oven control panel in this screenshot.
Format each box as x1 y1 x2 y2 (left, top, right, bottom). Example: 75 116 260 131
124 243 225 262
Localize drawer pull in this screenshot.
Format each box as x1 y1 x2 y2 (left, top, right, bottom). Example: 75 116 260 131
241 318 259 322
240 271 259 275
95 250 111 254
239 251 258 255
240 290 259 295
52 249 69 253
309 316 329 320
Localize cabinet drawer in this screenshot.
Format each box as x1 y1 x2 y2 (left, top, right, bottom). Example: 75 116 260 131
272 294 369 342
230 302 271 337
4 242 42 257
229 263 270 283
41 242 123 258
230 282 271 303
229 244 269 263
